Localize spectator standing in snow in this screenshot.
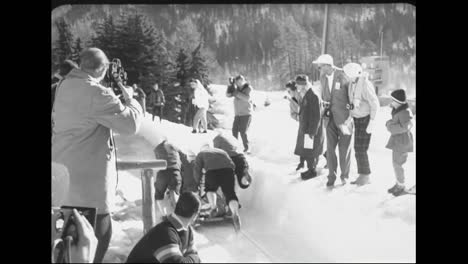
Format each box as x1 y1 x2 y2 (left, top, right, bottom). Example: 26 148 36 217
227 75 254 153
193 145 242 232
213 132 252 189
294 75 325 180
132 84 147 116
285 80 307 171
190 79 210 133
313 54 353 188
52 47 143 263
343 63 380 186
126 192 201 263
385 89 414 196
148 83 165 122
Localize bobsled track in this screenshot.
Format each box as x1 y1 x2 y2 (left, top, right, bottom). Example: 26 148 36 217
105 86 415 263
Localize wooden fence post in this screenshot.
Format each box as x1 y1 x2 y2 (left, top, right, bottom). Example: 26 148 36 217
141 168 156 234
116 160 167 234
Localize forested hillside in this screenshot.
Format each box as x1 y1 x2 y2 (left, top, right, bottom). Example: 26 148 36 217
52 4 415 91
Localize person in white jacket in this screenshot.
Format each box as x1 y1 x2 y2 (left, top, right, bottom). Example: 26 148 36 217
190 79 210 133
343 63 380 186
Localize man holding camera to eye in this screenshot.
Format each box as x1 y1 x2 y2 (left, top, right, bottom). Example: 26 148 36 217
313 54 353 188
52 47 143 263
226 75 254 153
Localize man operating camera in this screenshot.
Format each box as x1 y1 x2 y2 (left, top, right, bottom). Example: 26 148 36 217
52 47 143 263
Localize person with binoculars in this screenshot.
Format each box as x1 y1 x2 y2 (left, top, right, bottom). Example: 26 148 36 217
52 47 143 262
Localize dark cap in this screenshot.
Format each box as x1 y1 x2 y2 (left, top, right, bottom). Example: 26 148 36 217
234 75 245 81
295 74 309 85
285 81 296 89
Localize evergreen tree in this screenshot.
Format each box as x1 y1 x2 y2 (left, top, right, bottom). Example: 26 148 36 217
71 37 83 63
91 11 173 89
91 15 119 59
189 42 211 87
175 48 192 87
52 17 74 73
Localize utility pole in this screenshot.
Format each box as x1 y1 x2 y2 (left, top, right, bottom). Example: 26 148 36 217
321 4 330 54
380 28 384 57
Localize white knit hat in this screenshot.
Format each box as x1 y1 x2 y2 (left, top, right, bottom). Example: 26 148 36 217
312 54 334 66
343 63 363 79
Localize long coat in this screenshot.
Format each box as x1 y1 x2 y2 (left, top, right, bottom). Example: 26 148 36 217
294 86 324 158
385 104 414 153
52 68 143 214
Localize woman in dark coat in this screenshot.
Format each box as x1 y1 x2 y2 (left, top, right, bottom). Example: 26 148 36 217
294 75 324 180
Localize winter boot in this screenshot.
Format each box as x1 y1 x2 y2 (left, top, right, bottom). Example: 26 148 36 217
387 183 400 194
202 130 208 133
301 169 317 180
391 184 408 197
192 129 198 134
351 174 371 186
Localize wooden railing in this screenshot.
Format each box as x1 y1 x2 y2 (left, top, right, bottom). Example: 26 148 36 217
116 160 167 234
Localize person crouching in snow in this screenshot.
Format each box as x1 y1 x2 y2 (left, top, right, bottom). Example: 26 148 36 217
153 140 185 217
190 79 210 133
213 132 252 189
294 75 325 180
193 144 242 232
385 89 414 196
343 63 380 186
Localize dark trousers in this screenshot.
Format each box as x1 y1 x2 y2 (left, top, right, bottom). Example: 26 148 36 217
152 106 164 121
306 156 318 171
354 115 372 175
299 156 305 164
232 115 252 150
205 168 239 203
326 115 352 183
93 213 112 263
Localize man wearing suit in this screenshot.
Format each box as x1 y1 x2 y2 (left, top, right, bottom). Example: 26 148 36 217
313 54 353 188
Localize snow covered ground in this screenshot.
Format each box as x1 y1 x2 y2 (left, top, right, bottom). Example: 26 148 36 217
105 84 416 263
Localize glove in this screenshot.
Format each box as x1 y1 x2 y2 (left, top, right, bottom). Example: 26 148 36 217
366 119 374 134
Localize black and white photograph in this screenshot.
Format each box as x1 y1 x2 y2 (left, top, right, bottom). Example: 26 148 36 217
51 3 416 263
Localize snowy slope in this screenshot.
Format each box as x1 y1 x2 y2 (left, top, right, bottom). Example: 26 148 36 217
104 84 415 263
